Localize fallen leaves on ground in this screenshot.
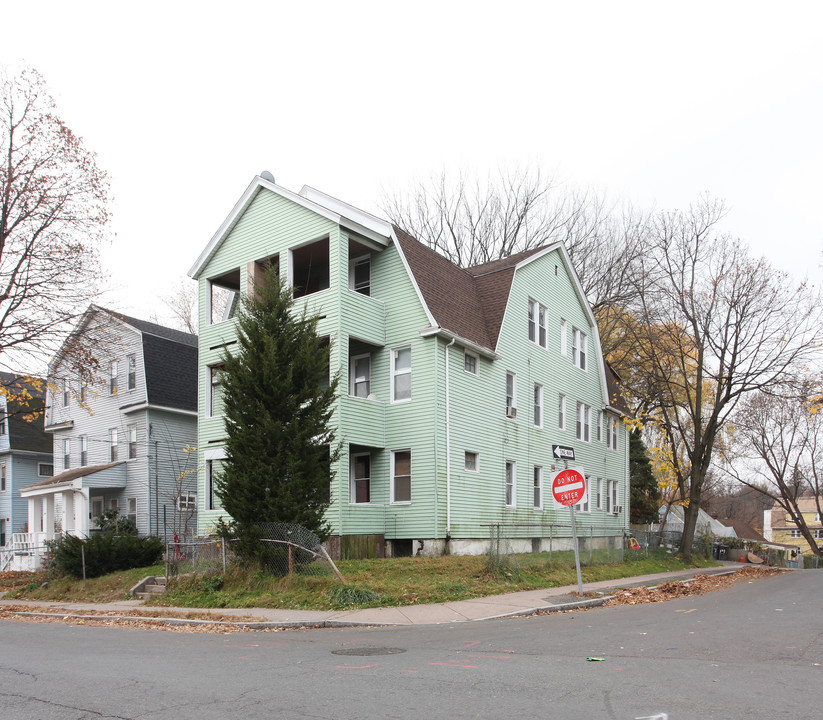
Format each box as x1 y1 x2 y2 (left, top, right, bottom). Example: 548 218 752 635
0 604 297 633
606 565 785 606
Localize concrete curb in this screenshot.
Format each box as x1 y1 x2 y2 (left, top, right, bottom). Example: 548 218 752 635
7 611 392 630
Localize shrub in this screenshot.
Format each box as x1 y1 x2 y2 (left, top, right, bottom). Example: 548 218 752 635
94 508 138 536
48 533 163 578
326 584 381 607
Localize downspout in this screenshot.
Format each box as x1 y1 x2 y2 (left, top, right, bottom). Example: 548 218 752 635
444 338 456 540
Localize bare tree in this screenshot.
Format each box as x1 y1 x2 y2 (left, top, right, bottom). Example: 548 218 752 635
619 197 823 560
382 167 648 357
0 67 110 378
159 278 198 335
724 385 823 556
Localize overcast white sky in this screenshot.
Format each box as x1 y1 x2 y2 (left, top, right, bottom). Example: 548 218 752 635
4 1 822 326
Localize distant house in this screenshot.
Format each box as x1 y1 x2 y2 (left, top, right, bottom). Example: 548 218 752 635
189 175 631 557
0 374 52 570
655 504 734 538
18 306 198 568
764 497 822 556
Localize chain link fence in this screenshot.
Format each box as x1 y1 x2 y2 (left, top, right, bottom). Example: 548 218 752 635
166 523 345 582
485 524 650 570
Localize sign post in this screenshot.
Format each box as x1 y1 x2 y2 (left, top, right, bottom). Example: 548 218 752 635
551 466 587 596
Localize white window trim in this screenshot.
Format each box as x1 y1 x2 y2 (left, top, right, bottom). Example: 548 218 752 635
110 361 118 395
528 299 548 349
177 493 197 511
572 328 588 371
505 460 516 508
38 463 53 478
533 383 543 428
63 438 71 470
575 476 591 513
350 452 371 504
80 435 88 467
558 393 566 430
127 355 137 391
348 254 371 295
207 365 224 418
560 319 567 355
390 449 412 504
350 353 372 399
465 450 479 473
506 371 517 417
127 425 138 460
390 346 412 403
206 458 223 511
533 465 543 510
110 428 119 462
464 350 478 376
576 402 591 443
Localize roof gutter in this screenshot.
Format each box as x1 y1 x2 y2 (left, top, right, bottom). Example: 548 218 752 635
419 327 499 360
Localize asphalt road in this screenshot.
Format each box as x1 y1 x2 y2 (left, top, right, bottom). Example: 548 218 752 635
1 570 820 720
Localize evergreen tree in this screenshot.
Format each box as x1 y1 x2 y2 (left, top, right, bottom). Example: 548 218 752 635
216 267 338 560
629 428 660 524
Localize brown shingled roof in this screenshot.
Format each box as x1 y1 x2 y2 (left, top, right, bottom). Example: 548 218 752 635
392 227 493 348
392 227 551 351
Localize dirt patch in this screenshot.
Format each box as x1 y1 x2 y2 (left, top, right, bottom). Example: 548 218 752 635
606 566 784 606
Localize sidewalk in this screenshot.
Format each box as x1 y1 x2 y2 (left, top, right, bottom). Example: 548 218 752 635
0 564 741 630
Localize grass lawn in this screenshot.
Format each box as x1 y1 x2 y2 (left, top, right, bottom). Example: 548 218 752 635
1 551 717 610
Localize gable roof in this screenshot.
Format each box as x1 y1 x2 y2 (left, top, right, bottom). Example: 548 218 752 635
0 372 50 454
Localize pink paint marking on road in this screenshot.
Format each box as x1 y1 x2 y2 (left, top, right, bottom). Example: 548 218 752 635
428 662 479 669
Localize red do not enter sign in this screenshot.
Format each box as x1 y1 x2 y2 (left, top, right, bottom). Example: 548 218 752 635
551 467 587 508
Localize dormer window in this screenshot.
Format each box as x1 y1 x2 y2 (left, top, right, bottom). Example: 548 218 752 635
349 255 371 296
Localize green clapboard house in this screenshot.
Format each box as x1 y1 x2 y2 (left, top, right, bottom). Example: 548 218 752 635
188 174 630 557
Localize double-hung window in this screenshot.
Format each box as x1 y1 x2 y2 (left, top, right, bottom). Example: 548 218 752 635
533 466 543 510
350 354 371 398
505 461 516 507
558 393 566 430
128 425 137 459
128 355 137 390
606 479 619 514
349 255 371 295
560 319 567 355
576 402 591 442
528 299 548 348
533 383 543 427
391 450 411 503
391 346 412 402
351 453 371 503
208 365 224 417
62 378 70 407
80 436 88 466
574 476 591 513
606 416 618 451
110 429 118 462
63 438 71 469
506 372 517 418
178 493 197 512
110 361 118 394
572 328 587 370
464 351 478 375
206 460 223 511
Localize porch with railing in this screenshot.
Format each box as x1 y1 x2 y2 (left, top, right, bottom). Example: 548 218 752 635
0 531 64 572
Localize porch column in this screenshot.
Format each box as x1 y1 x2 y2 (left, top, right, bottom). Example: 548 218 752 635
44 495 56 540
78 488 90 538
62 491 75 534
27 496 40 535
